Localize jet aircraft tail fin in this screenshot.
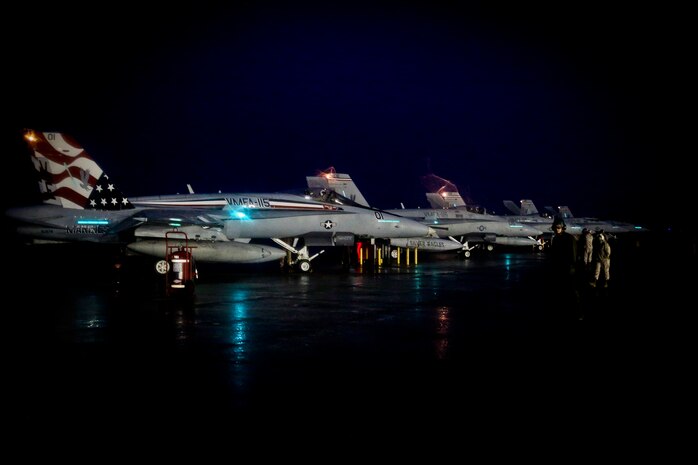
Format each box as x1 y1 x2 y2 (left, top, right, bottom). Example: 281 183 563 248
557 206 574 218
519 199 539 216
306 167 371 207
503 200 521 215
425 191 467 209
421 174 467 209
23 129 133 211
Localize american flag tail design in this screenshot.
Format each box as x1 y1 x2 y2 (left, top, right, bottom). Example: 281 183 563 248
23 129 134 211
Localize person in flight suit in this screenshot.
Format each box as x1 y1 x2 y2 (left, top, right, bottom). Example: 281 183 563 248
591 230 612 288
578 228 595 279
547 217 580 319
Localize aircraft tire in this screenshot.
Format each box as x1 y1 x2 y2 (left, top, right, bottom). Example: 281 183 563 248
297 259 312 272
155 260 169 274
390 249 399 259
463 250 471 258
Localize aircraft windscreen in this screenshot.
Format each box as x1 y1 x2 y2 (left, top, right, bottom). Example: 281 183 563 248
303 188 366 208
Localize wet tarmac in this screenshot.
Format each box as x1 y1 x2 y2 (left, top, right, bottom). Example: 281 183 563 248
5 232 695 438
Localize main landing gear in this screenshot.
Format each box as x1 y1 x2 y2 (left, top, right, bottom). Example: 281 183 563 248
271 238 325 273
457 239 478 258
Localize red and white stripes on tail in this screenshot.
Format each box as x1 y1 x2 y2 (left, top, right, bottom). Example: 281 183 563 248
23 130 133 210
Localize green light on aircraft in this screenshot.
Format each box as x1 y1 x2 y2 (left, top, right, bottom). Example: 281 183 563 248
77 219 109 225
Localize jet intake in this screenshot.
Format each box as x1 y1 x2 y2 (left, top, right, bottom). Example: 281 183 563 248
482 234 498 243
332 232 355 246
301 232 355 247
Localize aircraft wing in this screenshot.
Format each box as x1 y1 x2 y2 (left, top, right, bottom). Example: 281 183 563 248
130 206 225 228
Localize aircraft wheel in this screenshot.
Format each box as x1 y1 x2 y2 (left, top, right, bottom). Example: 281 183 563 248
486 244 494 252
463 250 471 258
155 260 170 274
390 249 399 259
297 260 312 272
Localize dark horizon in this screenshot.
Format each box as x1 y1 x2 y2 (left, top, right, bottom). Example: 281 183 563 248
4 2 691 231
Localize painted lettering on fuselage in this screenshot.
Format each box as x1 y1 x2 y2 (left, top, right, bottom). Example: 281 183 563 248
226 197 271 208
405 239 447 248
425 211 463 219
66 225 107 234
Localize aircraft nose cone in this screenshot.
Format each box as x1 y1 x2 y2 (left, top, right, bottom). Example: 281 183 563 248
4 207 23 221
509 222 544 236
394 218 437 238
524 225 544 236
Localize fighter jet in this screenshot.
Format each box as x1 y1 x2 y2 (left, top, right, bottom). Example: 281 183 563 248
306 169 544 257
502 199 648 237
5 130 436 272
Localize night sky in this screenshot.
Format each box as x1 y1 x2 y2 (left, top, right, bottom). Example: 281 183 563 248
4 2 691 230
